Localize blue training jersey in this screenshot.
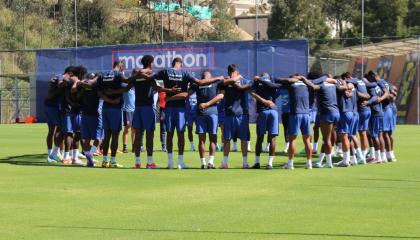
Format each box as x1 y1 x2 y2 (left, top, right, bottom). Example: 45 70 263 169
190 80 224 116
97 70 126 109
316 81 340 115
122 87 135 112
224 77 252 116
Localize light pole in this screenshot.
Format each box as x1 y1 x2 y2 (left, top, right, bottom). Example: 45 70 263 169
361 0 364 78
75 0 78 48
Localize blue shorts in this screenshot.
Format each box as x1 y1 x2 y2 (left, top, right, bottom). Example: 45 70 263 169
133 106 156 131
45 106 60 127
196 114 218 134
186 111 197 127
392 111 397 132
383 107 393 132
256 109 279 136
350 112 359 136
218 112 225 126
102 107 122 131
223 115 250 141
369 116 384 138
310 109 317 123
289 113 311 136
338 112 354 134
61 113 81 134
165 107 186 133
81 115 103 140
320 112 340 125
314 114 320 127
358 110 371 131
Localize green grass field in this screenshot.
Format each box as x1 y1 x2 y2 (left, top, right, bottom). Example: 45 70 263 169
1 123 420 240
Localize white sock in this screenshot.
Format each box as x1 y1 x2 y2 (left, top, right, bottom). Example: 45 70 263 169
90 145 97 155
223 156 228 164
168 153 173 165
255 156 260 164
370 147 375 158
110 156 116 163
135 157 141 164
285 142 290 150
64 151 70 159
343 151 350 164
147 156 153 164
375 150 382 161
209 156 214 165
390 150 395 159
48 149 52 156
318 152 325 164
381 152 387 162
362 149 368 158
268 156 274 166
103 155 108 162
313 142 318 151
356 148 365 161
73 149 79 160
52 147 60 156
69 149 73 157
386 151 392 160
178 155 184 165
352 155 358 164
201 158 206 165
288 159 294 167
307 159 312 168
242 156 248 165
265 143 270 149
326 154 332 166
60 149 65 156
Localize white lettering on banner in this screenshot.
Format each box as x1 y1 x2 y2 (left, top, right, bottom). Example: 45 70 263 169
115 48 212 70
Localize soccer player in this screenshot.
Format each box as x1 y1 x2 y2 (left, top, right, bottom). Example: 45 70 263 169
186 90 197 151
302 73 346 168
249 73 280 169
97 60 131 168
78 73 110 167
387 84 398 161
377 76 394 162
278 85 291 153
189 71 224 169
45 69 69 163
122 86 135 153
365 71 389 163
221 64 253 169
216 99 225 152
154 57 223 169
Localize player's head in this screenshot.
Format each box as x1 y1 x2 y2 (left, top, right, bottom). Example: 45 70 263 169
261 72 270 79
73 65 87 79
113 60 125 71
172 57 183 68
227 64 239 77
63 66 74 76
141 55 154 69
201 70 212 79
341 72 352 80
367 70 379 82
307 71 321 80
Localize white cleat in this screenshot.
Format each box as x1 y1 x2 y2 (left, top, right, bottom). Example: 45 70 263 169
167 162 174 169
336 161 350 167
78 153 86 159
178 163 189 169
47 157 57 164
72 159 84 165
306 162 312 170
282 163 294 170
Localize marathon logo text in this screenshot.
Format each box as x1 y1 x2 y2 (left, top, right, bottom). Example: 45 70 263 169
113 47 214 71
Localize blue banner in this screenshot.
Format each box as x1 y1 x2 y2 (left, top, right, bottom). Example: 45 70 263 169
36 40 308 122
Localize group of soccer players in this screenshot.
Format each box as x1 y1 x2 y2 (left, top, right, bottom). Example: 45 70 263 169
44 55 398 169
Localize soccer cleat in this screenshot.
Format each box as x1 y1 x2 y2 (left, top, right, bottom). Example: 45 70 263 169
201 164 206 169
109 162 123 168
242 163 250 169
51 154 62 162
265 165 273 170
369 159 383 164
350 158 358 166
62 158 72 164
250 162 260 169
122 149 129 154
78 153 86 159
306 162 313 170
313 162 323 168
357 159 367 165
207 163 216 169
134 163 141 169
47 157 57 164
146 163 157 169
323 163 334 168
282 163 294 170
162 145 167 152
86 159 95 168
101 161 109 168
220 163 228 169
390 157 397 162
336 161 350 167
178 163 189 169
167 162 174 169
72 159 84 165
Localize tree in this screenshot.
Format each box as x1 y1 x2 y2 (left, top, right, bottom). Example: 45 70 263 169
207 0 240 41
406 0 420 35
322 0 358 39
267 0 330 40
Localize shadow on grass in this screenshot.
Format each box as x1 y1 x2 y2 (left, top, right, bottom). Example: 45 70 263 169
0 154 85 168
37 225 420 239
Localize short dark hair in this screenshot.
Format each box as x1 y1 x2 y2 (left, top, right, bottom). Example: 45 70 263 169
73 65 87 79
172 57 183 67
341 72 352 79
201 70 211 79
307 71 321 80
227 64 238 75
141 55 154 68
64 66 74 74
113 60 123 68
